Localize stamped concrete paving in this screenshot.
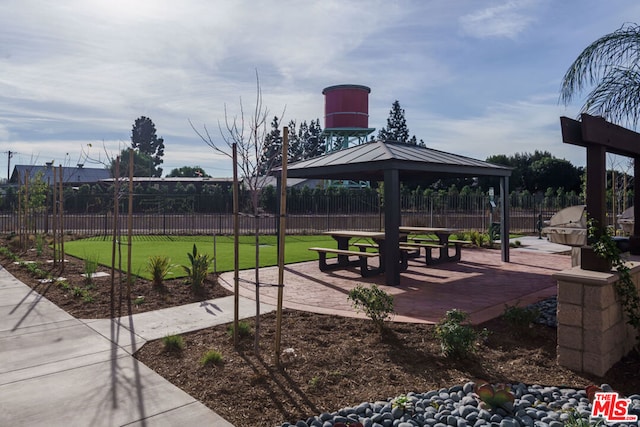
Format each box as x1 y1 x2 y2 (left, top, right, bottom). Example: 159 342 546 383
219 236 571 325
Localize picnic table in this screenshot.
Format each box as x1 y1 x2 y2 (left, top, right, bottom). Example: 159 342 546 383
309 230 408 277
399 226 470 264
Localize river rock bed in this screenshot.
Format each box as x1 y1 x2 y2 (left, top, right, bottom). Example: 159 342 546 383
280 382 640 427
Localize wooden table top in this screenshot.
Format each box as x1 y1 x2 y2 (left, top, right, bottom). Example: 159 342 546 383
399 226 457 234
323 230 386 239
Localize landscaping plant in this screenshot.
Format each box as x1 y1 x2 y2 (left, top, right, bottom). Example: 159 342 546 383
226 320 252 339
162 334 185 353
347 284 394 332
502 301 539 334
83 253 99 285
146 255 173 288
181 244 212 293
434 309 487 358
475 383 515 413
200 349 223 366
588 218 640 347
391 394 414 414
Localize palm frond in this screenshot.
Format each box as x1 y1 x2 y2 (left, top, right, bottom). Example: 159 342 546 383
560 23 640 105
581 66 640 128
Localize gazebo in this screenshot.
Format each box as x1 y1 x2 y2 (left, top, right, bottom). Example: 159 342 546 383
277 140 512 285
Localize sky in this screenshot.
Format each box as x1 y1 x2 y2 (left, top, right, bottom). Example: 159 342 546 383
2 0 639 181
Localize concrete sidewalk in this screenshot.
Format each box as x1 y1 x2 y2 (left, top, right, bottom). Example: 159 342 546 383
0 266 274 427
508 235 574 254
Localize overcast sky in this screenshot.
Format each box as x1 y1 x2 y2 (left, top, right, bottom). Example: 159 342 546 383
2 0 639 180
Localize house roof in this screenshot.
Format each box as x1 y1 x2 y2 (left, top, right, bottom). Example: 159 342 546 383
279 140 512 181
10 164 111 184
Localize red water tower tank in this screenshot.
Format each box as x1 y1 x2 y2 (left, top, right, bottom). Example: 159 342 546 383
322 84 370 129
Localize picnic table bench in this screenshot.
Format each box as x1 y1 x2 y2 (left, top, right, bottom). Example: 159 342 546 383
308 247 382 277
352 241 435 264
400 227 469 265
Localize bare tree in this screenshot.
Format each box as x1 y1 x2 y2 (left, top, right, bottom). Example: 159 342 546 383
191 70 285 353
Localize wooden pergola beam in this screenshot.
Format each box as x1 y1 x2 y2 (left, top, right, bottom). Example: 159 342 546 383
560 114 640 252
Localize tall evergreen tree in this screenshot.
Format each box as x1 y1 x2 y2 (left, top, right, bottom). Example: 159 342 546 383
131 116 165 177
377 100 424 145
378 100 410 143
258 116 283 175
287 120 304 162
303 119 326 158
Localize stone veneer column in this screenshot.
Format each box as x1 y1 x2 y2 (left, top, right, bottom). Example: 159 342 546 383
553 262 640 377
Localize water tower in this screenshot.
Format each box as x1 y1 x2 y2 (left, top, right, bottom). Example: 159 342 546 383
321 84 375 152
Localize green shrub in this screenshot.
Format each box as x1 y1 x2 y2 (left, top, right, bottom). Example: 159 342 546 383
58 280 71 291
35 234 44 256
20 261 47 279
434 309 486 358
502 302 539 333
200 349 223 366
162 334 185 353
71 285 94 303
469 230 485 247
391 394 414 413
226 321 252 338
0 246 19 261
146 255 173 288
347 284 394 332
83 253 99 285
181 244 212 293
475 383 515 412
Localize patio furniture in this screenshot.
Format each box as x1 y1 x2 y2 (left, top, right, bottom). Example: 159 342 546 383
308 247 381 277
399 226 467 264
313 230 410 276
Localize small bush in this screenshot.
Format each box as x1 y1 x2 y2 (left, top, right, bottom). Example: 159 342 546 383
308 376 321 389
226 321 252 338
83 253 99 285
146 255 173 288
35 234 44 256
22 261 47 279
434 309 486 358
71 285 94 303
347 284 394 332
0 246 19 262
182 244 212 293
162 334 185 353
502 302 539 333
469 230 485 247
200 349 223 366
58 280 71 291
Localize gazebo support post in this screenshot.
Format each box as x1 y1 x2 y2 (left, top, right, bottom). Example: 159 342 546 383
500 176 510 262
384 168 401 286
586 144 607 232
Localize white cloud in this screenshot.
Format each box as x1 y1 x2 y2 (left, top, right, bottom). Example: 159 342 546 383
459 0 539 39
418 94 586 166
1 0 638 181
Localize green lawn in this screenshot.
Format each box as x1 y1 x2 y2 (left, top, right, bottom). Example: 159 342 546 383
63 235 337 280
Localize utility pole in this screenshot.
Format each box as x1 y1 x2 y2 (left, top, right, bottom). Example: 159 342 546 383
6 150 14 181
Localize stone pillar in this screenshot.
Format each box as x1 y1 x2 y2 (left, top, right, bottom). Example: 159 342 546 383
553 263 640 376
